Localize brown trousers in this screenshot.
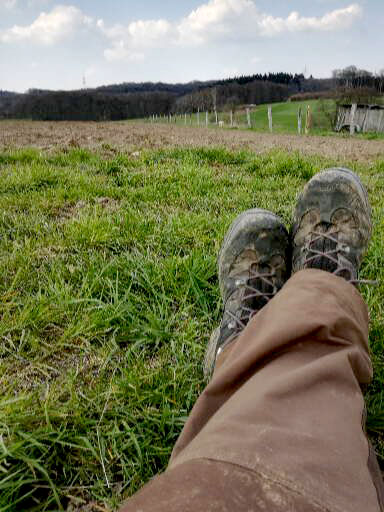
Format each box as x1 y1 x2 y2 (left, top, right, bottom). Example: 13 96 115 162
120 269 384 512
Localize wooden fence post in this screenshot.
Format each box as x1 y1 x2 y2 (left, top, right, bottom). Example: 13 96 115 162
215 110 218 125
350 103 357 135
230 110 233 127
197 108 200 126
298 107 302 135
268 106 273 132
305 105 312 135
206 111 209 126
246 108 251 128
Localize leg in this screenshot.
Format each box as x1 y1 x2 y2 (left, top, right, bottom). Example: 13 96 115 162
121 270 382 512
168 269 381 512
119 169 383 512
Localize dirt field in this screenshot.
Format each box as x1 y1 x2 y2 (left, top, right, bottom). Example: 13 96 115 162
1 120 384 162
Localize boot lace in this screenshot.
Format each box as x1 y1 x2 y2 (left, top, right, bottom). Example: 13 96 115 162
225 265 280 334
304 229 376 285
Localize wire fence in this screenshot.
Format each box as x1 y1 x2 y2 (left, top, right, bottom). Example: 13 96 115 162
146 103 334 135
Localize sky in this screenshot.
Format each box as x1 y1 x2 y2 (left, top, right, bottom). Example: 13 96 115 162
0 0 382 92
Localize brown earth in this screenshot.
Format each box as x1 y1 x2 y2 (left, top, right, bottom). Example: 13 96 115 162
1 120 384 162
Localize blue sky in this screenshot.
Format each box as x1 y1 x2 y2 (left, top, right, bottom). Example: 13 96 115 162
0 0 382 92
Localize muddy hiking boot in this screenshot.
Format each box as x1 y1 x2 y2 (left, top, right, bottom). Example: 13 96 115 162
292 167 372 283
205 209 290 376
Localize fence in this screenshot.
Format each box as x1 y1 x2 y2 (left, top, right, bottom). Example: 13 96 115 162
335 103 384 134
146 104 326 135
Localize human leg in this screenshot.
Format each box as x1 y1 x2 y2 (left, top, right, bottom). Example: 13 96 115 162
119 168 383 512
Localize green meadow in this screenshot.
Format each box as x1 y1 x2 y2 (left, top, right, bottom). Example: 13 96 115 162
1 147 383 511
162 99 335 133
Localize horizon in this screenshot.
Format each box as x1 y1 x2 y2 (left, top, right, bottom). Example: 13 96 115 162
3 71 331 95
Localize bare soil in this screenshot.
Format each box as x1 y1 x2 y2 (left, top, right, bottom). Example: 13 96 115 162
1 120 383 162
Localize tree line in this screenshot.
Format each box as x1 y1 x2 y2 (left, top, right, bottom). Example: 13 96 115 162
0 67 382 121
332 66 384 93
0 90 176 121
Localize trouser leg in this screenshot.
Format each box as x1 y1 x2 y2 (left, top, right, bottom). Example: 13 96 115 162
120 269 383 512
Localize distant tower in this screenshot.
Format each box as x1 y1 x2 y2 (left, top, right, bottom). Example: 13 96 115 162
82 74 86 89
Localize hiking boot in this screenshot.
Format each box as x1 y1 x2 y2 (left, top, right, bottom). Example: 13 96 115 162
292 167 372 282
204 209 290 376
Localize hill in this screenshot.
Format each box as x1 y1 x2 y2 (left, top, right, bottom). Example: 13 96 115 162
0 73 333 122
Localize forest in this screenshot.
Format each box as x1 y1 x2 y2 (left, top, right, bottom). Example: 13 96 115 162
0 67 381 121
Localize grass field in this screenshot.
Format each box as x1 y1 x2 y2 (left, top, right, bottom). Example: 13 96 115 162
158 99 336 134
247 99 334 133
1 145 384 511
245 100 384 138
157 99 384 138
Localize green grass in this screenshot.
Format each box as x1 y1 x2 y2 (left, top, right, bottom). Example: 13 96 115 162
159 99 336 134
248 99 335 133
0 146 384 511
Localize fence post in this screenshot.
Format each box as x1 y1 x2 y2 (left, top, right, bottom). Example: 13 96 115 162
206 111 209 126
230 110 233 127
268 106 273 132
215 110 218 125
350 103 357 135
297 107 302 135
197 108 200 126
305 105 312 135
246 108 251 128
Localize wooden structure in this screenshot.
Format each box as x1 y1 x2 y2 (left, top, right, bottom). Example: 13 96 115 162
335 103 384 133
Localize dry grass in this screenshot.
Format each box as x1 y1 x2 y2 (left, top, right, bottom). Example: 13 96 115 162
0 120 384 162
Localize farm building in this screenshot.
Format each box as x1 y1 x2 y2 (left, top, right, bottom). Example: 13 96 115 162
335 103 384 133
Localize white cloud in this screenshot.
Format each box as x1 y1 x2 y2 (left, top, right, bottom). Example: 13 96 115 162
98 0 362 61
178 0 362 41
98 17 172 62
177 0 258 44
0 4 93 44
0 0 363 60
258 4 362 36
